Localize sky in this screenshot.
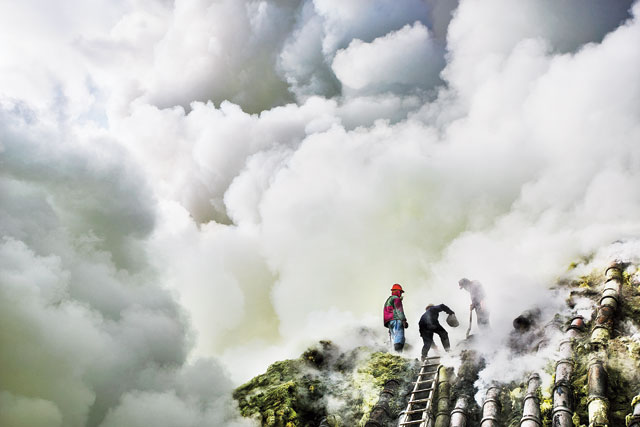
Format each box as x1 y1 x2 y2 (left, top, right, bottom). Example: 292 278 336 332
1 0 640 426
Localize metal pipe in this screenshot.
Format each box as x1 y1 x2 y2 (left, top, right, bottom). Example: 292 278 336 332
435 367 453 427
587 358 608 427
551 359 573 427
520 373 541 427
449 396 469 427
319 414 341 427
364 378 400 427
605 264 623 281
481 386 501 427
591 263 622 344
551 316 584 427
626 394 640 427
585 262 621 427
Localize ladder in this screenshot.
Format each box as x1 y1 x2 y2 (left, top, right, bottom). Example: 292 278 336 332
397 356 441 427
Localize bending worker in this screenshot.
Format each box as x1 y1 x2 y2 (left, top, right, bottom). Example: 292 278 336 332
418 303 455 359
458 278 490 328
383 283 408 352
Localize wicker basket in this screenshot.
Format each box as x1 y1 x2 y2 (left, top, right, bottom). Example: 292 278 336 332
446 313 459 327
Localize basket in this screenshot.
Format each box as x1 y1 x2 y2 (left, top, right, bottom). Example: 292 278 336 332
446 313 459 327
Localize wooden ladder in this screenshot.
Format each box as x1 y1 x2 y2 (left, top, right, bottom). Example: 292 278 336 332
397 356 441 427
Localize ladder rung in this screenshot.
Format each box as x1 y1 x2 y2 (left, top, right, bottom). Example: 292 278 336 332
411 386 434 392
416 375 435 381
399 420 427 426
412 387 434 394
399 357 443 427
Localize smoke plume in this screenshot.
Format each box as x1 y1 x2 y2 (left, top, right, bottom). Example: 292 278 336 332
1 0 639 425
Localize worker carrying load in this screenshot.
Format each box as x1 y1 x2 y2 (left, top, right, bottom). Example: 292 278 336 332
418 303 455 359
383 283 408 353
458 278 490 333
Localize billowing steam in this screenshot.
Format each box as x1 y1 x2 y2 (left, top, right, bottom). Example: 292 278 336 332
1 0 639 426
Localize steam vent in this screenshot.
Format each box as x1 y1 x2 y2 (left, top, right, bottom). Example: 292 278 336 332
234 261 640 427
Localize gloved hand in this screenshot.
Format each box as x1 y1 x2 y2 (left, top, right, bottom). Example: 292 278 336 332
404 320 409 328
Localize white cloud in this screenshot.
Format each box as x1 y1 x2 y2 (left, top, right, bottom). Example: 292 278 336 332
0 392 63 427
332 22 445 94
2 0 640 425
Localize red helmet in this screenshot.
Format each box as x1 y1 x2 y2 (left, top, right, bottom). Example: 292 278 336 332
391 283 404 292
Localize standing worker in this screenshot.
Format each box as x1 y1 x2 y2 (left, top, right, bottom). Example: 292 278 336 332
383 284 408 353
418 303 455 359
458 278 490 329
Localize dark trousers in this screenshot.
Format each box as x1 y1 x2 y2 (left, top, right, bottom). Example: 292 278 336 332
421 326 450 359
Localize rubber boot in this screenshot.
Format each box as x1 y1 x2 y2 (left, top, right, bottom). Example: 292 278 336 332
442 337 451 352
394 343 404 353
421 345 429 361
